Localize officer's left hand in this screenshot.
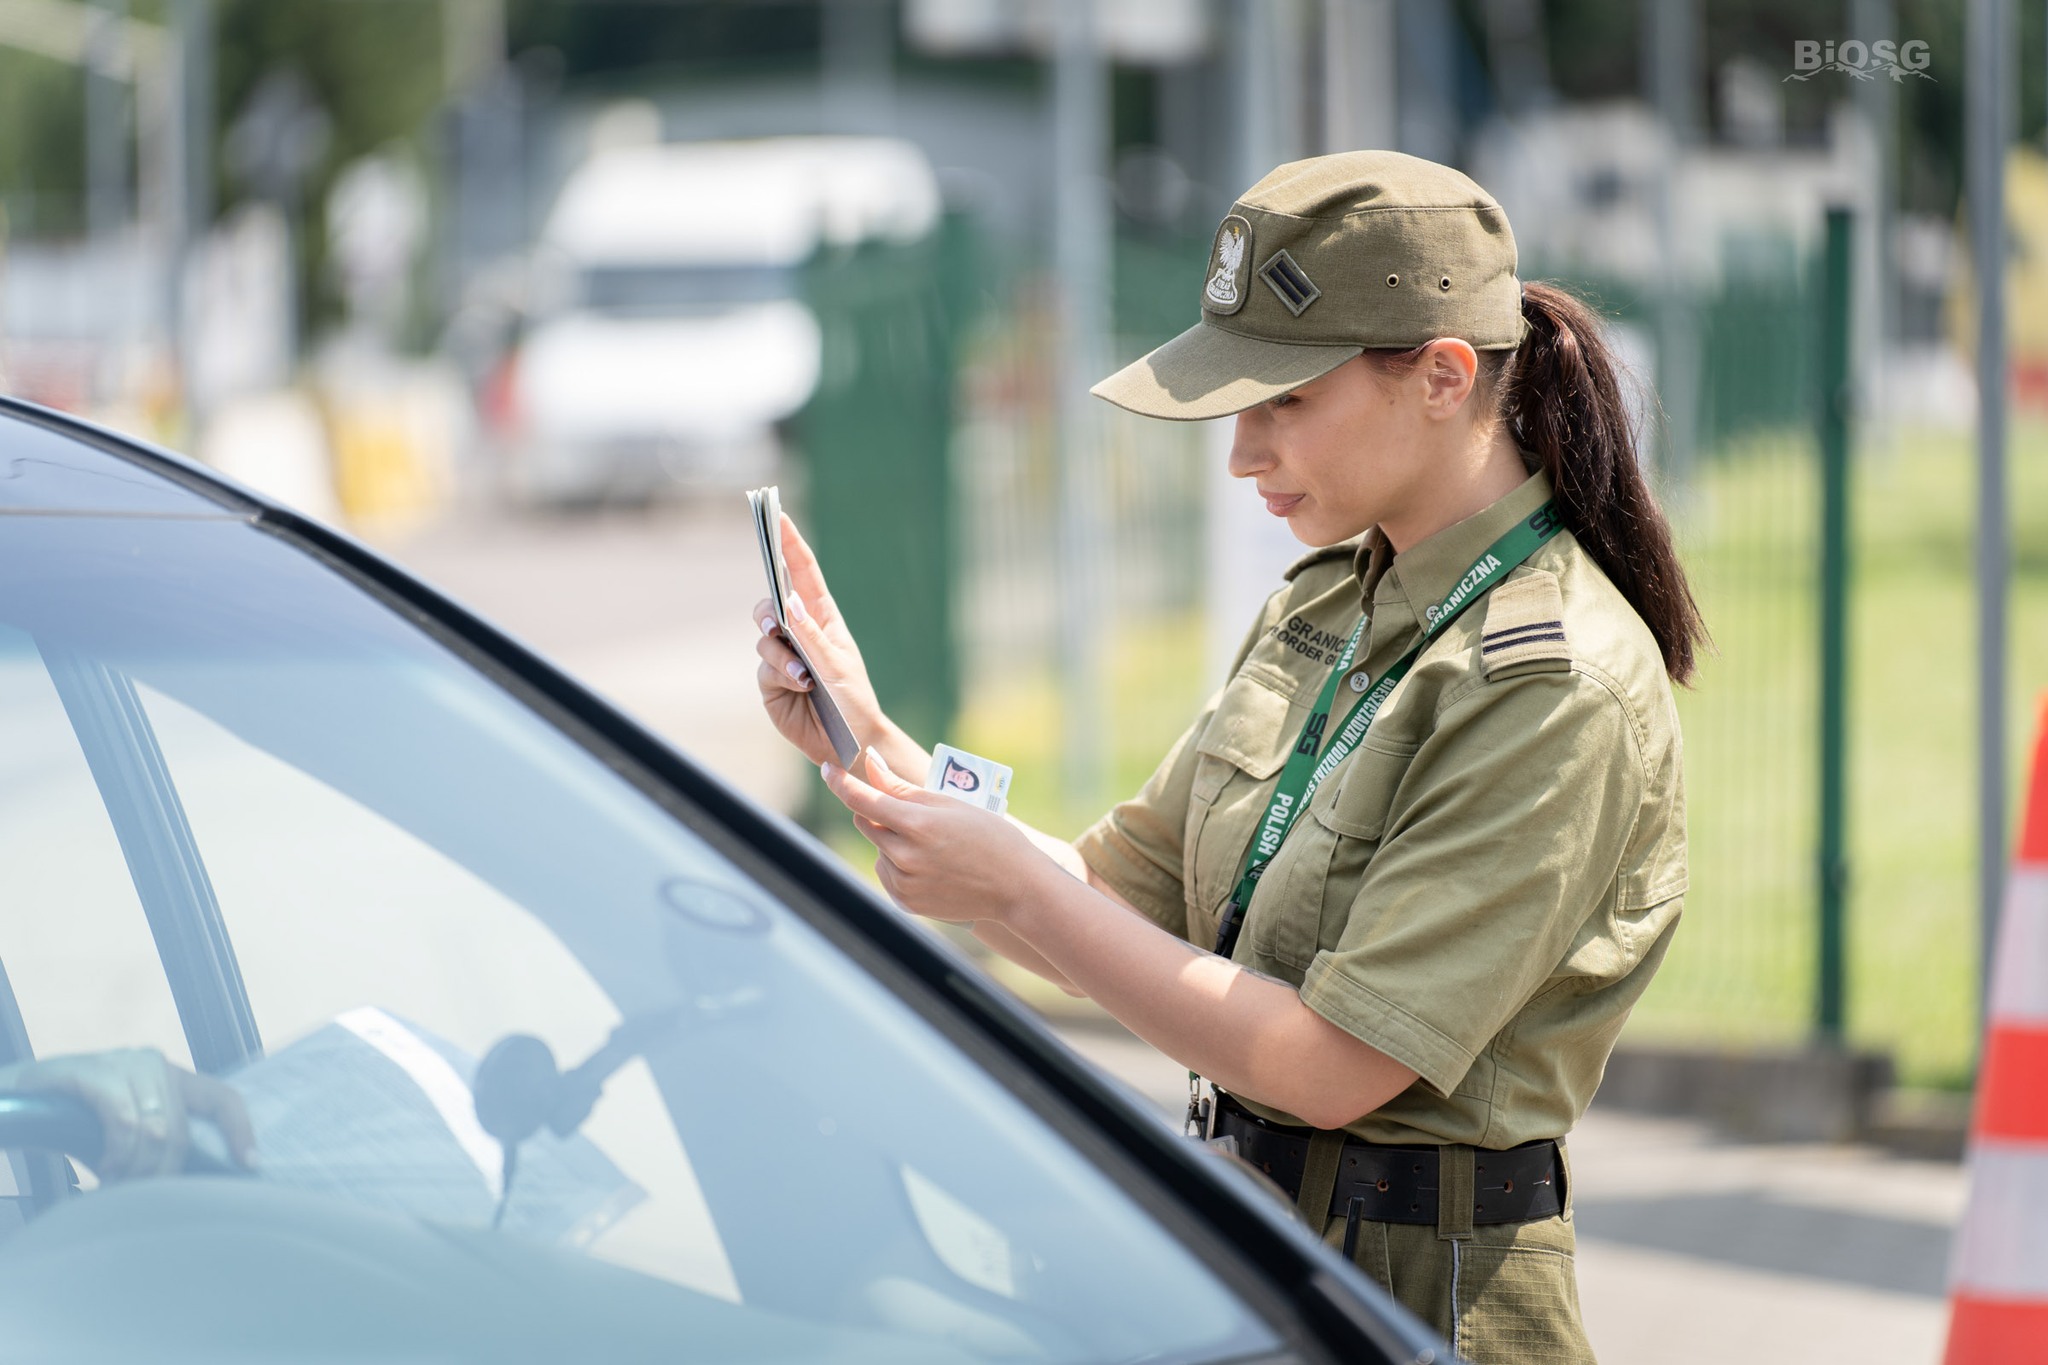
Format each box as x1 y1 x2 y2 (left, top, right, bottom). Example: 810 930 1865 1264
822 749 1052 924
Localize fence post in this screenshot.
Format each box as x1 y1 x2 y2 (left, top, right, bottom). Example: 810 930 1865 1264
1816 205 1854 1042
795 219 973 834
1966 0 2011 1033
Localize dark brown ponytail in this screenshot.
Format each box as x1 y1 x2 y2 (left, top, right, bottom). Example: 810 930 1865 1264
1497 282 1707 683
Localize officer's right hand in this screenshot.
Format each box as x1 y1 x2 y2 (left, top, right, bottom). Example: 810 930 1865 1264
753 513 906 769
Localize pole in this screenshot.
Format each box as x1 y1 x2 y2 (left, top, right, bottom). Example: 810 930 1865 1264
86 0 130 243
1967 0 2010 1026
1851 0 1896 454
822 0 894 134
167 0 211 429
1319 0 1396 154
1052 0 1109 809
1394 0 1457 163
1206 0 1310 684
1971 0 2014 1007
444 0 509 318
1816 206 1854 1042
1642 0 1700 488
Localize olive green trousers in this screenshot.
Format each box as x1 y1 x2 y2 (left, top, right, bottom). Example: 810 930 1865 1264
1300 1137 1595 1364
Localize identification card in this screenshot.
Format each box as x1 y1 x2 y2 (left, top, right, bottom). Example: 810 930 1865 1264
924 744 1011 814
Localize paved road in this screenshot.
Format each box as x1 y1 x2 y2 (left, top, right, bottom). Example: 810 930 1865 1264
381 497 1965 1365
378 498 809 817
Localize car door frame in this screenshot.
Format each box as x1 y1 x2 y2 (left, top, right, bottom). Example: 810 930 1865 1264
36 645 263 1076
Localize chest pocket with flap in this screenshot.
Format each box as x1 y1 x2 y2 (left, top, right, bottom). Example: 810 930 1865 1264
1316 736 1420 843
1184 671 1302 937
1244 735 1421 971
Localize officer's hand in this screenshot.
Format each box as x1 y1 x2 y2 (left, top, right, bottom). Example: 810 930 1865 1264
752 513 909 769
822 748 1051 924
0 1048 257 1181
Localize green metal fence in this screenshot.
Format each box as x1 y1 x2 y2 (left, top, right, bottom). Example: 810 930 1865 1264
1532 245 1842 1064
942 228 1215 830
1571 225 2037 1090
795 216 978 773
801 210 2037 1089
796 221 1214 833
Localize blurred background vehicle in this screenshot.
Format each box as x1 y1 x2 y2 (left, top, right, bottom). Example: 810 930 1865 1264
489 133 940 506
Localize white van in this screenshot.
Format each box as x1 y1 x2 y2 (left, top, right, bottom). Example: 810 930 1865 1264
499 136 941 505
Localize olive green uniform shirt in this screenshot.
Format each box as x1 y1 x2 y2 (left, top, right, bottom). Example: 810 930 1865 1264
1075 471 1686 1148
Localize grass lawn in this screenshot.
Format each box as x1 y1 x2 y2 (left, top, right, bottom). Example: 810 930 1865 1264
865 418 2048 1088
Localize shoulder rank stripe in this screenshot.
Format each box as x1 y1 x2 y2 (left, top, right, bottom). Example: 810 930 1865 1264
1481 620 1564 644
1482 630 1566 655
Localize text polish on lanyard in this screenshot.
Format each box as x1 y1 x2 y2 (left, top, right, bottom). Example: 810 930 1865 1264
1210 502 1564 960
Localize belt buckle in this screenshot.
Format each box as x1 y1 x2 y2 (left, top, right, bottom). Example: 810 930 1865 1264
1188 1078 1242 1157
1184 1075 1215 1141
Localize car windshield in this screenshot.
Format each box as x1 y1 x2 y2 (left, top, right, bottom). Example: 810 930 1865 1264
0 441 1283 1362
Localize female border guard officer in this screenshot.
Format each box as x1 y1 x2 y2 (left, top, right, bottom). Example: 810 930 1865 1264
753 151 1705 1363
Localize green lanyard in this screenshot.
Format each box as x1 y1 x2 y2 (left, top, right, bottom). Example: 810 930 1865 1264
1211 501 1563 959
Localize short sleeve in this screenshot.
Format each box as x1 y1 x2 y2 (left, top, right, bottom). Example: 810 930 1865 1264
1073 697 1215 936
1299 668 1646 1096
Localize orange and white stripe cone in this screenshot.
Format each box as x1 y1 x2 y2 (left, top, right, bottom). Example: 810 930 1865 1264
1946 696 2048 1364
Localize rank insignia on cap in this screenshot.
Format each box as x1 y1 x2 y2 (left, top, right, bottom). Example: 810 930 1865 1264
1203 215 1253 315
1259 249 1321 316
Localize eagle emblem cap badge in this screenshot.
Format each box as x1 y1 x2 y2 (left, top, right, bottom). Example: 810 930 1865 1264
1203 214 1253 315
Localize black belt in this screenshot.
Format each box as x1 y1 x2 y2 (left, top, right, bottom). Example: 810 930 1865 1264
1212 1092 1564 1227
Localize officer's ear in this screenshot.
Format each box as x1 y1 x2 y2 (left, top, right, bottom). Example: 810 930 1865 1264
1416 338 1479 418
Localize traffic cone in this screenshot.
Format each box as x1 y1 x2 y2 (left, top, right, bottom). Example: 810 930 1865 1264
1945 695 2048 1364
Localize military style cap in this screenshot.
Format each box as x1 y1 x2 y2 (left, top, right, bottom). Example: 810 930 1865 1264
1093 150 1529 421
